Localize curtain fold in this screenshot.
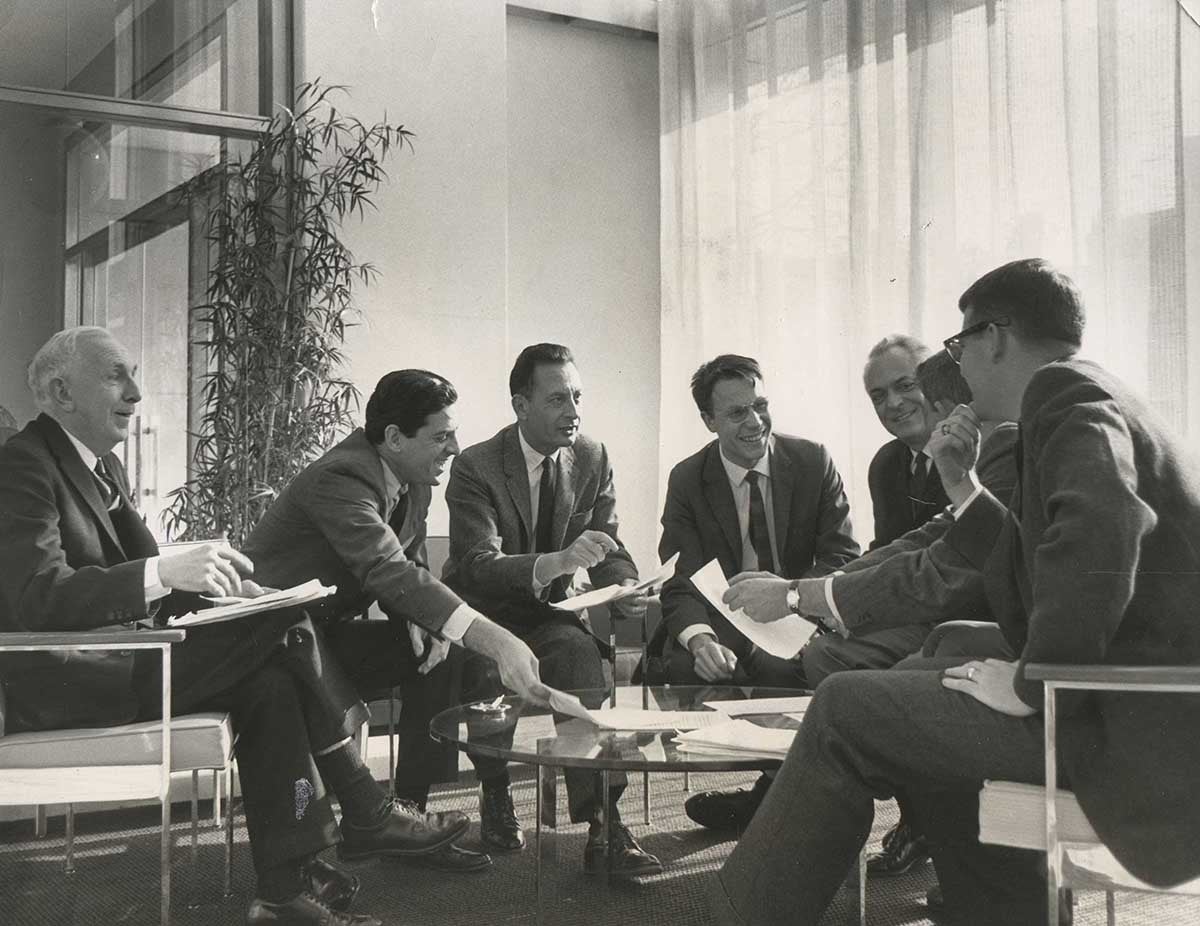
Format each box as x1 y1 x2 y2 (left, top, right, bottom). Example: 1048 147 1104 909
659 0 1199 544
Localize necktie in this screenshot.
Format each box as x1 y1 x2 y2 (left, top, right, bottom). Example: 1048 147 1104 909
534 456 556 554
388 489 410 535
744 470 773 572
93 459 119 510
908 452 929 520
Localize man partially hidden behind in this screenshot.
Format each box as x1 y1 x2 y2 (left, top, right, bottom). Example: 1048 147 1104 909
712 259 1200 926
442 343 662 877
0 328 491 926
656 355 860 830
244 369 555 867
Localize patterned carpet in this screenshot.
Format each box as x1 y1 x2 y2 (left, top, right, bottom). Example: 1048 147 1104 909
1 769 1196 925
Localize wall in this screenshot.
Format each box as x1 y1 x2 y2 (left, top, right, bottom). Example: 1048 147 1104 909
298 2 662 571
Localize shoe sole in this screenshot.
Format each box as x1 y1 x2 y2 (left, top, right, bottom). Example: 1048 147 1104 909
336 817 471 861
865 855 931 877
479 835 527 854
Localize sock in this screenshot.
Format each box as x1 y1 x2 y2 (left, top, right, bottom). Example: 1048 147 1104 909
316 743 389 828
258 857 306 903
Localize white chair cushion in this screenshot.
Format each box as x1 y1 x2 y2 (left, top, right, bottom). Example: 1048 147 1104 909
0 712 232 772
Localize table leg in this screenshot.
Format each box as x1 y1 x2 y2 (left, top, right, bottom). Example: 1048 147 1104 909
536 764 558 926
600 769 612 884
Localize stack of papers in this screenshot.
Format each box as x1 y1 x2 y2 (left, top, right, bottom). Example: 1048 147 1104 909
547 690 722 731
552 552 679 612
702 696 812 716
169 580 336 628
672 718 797 760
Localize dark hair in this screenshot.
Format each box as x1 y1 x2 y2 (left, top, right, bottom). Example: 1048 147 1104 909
958 258 1084 346
690 354 763 416
365 369 458 443
509 343 575 398
916 350 972 407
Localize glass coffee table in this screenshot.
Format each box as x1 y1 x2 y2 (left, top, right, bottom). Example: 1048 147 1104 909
430 685 813 920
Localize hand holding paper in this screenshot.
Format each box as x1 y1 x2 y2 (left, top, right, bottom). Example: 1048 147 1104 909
551 552 679 613
689 559 818 660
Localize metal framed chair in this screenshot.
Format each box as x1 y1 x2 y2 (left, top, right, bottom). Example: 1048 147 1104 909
0 629 235 925
979 663 1200 925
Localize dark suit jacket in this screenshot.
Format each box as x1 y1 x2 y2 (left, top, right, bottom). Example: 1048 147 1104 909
0 414 189 730
658 434 860 649
867 438 951 549
944 360 1200 887
833 422 1019 631
243 429 463 633
442 424 637 633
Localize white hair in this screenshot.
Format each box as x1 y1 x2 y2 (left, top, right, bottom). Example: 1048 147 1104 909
27 326 110 412
863 334 932 379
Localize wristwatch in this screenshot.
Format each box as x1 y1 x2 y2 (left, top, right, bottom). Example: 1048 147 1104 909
785 579 802 614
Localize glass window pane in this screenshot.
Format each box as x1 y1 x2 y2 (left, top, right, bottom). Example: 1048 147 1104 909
0 0 265 116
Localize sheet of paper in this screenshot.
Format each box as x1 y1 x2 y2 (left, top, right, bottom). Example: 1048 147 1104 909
169 579 335 628
547 688 596 723
672 718 797 757
588 708 724 731
703 696 813 716
689 558 818 659
551 552 680 612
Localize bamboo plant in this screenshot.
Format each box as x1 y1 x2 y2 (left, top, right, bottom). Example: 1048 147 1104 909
163 81 411 546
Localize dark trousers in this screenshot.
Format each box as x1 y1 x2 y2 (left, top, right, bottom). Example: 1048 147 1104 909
712 669 1049 926
662 635 810 687
132 610 367 875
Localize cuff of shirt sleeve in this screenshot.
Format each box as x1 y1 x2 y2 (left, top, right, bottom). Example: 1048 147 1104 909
952 482 985 519
531 555 550 597
144 556 170 605
677 623 715 649
822 574 849 637
441 603 480 643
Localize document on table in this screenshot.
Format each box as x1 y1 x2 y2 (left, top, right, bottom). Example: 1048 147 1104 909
672 719 797 758
689 559 818 659
551 552 680 612
546 688 722 730
169 579 336 628
702 696 813 716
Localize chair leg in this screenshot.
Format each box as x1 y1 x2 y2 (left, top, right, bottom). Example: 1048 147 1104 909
64 804 76 874
683 770 690 792
387 689 397 798
160 792 172 926
34 804 47 838
189 770 201 909
212 768 222 828
223 779 235 899
1106 890 1116 926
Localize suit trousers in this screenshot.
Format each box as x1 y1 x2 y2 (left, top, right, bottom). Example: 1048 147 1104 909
711 669 1050 926
132 610 368 875
801 622 934 686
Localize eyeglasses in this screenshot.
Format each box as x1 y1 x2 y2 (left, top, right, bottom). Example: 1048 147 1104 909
718 397 770 424
943 316 1010 364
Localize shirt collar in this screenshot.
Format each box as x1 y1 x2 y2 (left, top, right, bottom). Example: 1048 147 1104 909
517 426 559 476
61 425 101 472
718 438 773 487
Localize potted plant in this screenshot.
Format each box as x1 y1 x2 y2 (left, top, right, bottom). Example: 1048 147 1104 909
164 81 411 546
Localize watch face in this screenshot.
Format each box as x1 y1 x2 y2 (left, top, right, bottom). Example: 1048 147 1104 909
786 588 800 612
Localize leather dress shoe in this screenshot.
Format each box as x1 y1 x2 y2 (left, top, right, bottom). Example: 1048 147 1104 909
683 773 770 831
480 784 526 852
337 799 469 861
246 891 381 926
406 842 492 873
866 821 929 875
583 821 664 878
302 856 359 912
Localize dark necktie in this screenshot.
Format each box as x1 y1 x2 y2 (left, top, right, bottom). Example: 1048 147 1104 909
744 470 773 572
388 489 410 535
908 452 930 521
93 459 119 510
534 456 556 554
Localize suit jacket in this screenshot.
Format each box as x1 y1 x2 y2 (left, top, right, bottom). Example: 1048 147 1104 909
243 429 463 633
0 414 188 730
658 434 860 648
867 438 951 549
442 423 637 632
832 422 1019 632
944 360 1200 887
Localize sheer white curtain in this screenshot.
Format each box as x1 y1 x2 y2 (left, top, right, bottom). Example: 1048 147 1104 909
659 0 1200 544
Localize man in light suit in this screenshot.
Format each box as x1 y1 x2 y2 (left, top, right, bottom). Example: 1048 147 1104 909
0 328 479 926
655 354 860 829
442 342 662 877
244 369 555 868
713 259 1200 926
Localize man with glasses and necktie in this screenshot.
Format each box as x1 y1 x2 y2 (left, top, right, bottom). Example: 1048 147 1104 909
441 343 662 878
655 354 860 831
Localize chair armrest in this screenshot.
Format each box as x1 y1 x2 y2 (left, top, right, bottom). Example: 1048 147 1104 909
0 630 186 650
1025 663 1200 692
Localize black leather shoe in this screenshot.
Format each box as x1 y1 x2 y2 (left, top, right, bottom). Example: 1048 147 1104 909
925 884 944 911
583 822 664 878
479 783 526 852
302 856 359 912
337 799 470 861
683 774 770 831
866 822 930 875
406 842 492 873
246 891 381 925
